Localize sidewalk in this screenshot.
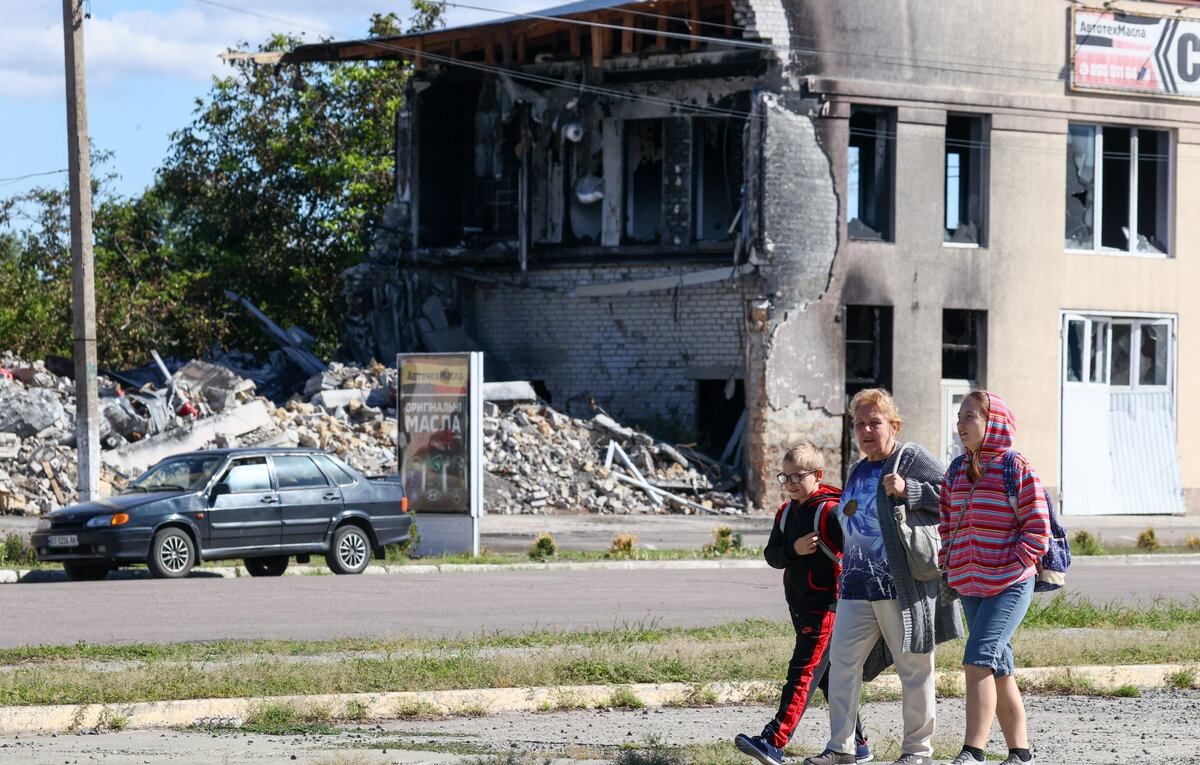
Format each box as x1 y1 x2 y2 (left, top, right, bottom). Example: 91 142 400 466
477 510 1200 552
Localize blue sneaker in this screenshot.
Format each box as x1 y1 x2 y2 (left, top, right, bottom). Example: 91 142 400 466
735 734 784 765
856 743 873 763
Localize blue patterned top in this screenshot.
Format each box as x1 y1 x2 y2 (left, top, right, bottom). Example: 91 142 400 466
836 458 897 601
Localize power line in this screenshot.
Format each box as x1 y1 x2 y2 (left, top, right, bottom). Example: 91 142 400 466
0 169 69 187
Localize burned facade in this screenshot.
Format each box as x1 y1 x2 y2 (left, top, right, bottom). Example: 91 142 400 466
290 0 1200 514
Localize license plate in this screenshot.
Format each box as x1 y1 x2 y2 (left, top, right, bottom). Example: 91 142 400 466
48 535 78 547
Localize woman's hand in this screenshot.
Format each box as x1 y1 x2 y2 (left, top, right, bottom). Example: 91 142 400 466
883 473 906 498
793 534 820 556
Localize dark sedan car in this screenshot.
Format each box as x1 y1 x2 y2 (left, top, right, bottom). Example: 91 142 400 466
32 448 411 581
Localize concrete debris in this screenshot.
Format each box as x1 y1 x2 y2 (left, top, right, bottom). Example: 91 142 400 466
0 351 743 518
483 402 744 516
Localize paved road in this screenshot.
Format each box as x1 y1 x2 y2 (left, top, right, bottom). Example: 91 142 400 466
1 562 1196 649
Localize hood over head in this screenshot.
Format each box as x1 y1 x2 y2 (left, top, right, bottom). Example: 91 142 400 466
972 390 1015 461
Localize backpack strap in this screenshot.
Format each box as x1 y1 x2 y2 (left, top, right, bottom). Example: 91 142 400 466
806 492 841 562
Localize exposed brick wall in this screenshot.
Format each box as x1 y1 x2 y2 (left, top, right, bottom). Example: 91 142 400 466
464 266 749 430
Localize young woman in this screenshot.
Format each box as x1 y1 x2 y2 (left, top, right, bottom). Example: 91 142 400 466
939 391 1050 765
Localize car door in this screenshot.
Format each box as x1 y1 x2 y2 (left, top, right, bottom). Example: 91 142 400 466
273 454 343 547
206 456 282 552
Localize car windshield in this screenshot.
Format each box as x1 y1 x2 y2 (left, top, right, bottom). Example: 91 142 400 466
127 455 225 493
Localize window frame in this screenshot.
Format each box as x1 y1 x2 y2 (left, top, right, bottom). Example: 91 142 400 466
1062 312 1175 392
943 114 989 248
1064 123 1173 257
847 106 896 242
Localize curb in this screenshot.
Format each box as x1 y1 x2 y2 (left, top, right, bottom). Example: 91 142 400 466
3 554 1198 583
0 664 1187 737
0 557 772 583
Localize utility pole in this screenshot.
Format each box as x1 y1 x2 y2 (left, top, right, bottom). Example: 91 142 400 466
62 0 100 502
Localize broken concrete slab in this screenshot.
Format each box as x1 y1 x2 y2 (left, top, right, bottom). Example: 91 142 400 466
103 400 272 477
311 389 368 410
482 381 537 403
174 360 256 413
0 387 66 439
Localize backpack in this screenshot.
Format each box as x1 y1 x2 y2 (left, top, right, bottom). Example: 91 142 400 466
999 450 1071 593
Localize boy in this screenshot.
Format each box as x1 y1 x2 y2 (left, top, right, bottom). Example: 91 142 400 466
735 442 871 765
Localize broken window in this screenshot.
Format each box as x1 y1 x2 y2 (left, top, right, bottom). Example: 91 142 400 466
624 120 663 243
1065 124 1171 255
416 81 521 248
844 305 893 396
942 310 986 382
944 115 987 246
1065 315 1172 389
565 140 603 244
693 118 744 242
847 107 894 241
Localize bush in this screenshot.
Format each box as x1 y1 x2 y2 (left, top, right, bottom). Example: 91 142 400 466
609 532 637 558
1136 526 1161 553
528 531 557 562
1185 535 1200 552
702 525 743 556
1072 529 1105 556
0 533 36 567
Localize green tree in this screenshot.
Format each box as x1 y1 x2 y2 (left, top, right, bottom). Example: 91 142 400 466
155 12 420 358
0 7 440 366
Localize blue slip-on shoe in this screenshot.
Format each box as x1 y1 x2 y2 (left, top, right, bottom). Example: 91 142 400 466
735 734 784 765
856 743 873 763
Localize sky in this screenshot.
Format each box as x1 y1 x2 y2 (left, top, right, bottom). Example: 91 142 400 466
0 0 536 206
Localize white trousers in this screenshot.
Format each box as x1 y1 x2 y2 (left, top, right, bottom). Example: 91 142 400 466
825 598 936 757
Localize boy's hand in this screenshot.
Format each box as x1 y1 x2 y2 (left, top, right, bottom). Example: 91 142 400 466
793 534 820 556
883 473 906 498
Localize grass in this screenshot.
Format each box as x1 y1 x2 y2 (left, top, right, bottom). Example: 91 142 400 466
1 599 1198 708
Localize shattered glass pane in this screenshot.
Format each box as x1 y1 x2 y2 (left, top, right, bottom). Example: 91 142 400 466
1065 125 1095 250
944 115 985 244
1066 319 1085 383
1139 324 1168 386
1089 320 1108 384
1136 129 1169 254
848 108 891 240
1101 127 1131 251
1110 324 1131 386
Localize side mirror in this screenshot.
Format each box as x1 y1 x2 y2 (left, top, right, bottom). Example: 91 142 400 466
211 483 231 499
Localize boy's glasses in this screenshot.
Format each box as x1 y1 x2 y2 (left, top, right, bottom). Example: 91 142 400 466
777 469 818 485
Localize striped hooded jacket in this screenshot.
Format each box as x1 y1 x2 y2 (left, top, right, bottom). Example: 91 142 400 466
937 392 1050 598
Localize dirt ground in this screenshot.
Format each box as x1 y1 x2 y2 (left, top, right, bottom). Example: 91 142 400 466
0 692 1196 764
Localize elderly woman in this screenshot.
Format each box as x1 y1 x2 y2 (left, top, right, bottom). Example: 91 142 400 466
805 388 963 765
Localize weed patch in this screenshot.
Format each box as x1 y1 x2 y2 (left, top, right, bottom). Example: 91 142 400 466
1071 529 1105 556
1136 527 1161 552
1112 684 1141 697
394 698 444 719
528 532 557 562
606 686 645 709
665 683 719 707
609 533 638 558
1165 666 1196 689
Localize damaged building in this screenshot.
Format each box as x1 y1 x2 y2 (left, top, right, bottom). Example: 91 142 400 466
281 0 1200 515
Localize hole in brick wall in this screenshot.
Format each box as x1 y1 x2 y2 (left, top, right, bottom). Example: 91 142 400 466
696 378 744 458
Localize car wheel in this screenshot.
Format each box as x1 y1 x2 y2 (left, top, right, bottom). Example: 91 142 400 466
62 561 109 581
244 555 289 577
326 524 370 575
147 527 196 579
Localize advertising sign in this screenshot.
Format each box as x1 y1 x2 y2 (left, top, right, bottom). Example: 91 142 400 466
397 352 482 555
1072 8 1200 99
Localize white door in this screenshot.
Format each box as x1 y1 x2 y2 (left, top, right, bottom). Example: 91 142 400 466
940 379 973 468
1060 313 1183 515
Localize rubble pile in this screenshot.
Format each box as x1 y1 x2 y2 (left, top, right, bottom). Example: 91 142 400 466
483 405 744 515
0 352 743 517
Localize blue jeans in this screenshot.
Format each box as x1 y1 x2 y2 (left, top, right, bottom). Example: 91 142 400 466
959 577 1034 677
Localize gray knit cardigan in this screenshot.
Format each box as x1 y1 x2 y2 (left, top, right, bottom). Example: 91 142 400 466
846 440 964 655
